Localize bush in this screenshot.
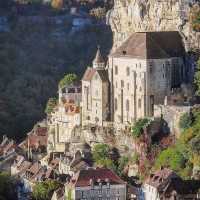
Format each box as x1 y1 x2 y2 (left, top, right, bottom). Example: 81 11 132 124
179 112 192 131
92 143 110 162
155 147 186 173
32 180 61 200
131 118 151 138
59 74 77 89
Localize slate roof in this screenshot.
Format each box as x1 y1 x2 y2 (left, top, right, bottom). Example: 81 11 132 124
73 168 126 187
111 31 185 59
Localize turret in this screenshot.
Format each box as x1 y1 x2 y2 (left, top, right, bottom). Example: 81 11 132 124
93 46 105 69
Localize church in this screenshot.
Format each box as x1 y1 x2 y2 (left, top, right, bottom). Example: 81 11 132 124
81 31 186 127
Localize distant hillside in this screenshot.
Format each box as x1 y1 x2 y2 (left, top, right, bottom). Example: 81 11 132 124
0 15 112 141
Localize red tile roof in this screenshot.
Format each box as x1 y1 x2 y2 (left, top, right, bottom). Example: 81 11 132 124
82 67 96 81
73 168 126 187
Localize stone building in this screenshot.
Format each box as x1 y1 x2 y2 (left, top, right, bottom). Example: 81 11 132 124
65 168 127 200
82 47 110 126
47 83 81 153
81 31 186 127
108 31 185 126
143 168 200 200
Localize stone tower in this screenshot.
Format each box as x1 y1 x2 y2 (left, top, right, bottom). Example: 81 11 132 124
93 46 105 69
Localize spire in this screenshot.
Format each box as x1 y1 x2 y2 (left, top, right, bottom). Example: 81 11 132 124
93 46 105 68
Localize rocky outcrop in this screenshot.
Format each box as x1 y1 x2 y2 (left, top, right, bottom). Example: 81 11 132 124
107 0 199 51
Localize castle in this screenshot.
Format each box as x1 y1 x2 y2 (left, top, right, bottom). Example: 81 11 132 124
82 31 186 127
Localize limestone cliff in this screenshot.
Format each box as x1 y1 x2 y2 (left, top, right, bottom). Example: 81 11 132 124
107 0 199 51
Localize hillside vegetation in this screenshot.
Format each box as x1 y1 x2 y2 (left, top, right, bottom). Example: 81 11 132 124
0 17 112 140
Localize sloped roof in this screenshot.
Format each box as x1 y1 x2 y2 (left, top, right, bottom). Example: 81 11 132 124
93 48 104 63
82 68 109 82
74 168 126 187
111 31 185 59
82 67 96 81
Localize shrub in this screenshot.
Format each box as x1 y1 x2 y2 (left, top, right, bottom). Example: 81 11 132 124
179 112 192 131
155 147 186 173
131 118 151 138
59 73 77 89
32 180 61 200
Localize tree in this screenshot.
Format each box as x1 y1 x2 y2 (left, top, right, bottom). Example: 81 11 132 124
155 147 186 173
58 73 77 89
45 97 57 114
179 112 192 131
32 180 61 200
194 59 200 95
131 118 151 138
0 172 17 200
92 143 110 162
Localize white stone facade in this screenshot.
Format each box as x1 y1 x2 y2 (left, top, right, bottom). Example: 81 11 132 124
108 56 184 125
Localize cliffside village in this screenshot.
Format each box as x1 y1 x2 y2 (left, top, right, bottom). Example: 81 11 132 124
2 30 200 200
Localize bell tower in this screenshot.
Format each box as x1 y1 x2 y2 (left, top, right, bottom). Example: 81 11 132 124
93 46 105 69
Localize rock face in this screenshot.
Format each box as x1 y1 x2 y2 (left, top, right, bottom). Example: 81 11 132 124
107 0 198 51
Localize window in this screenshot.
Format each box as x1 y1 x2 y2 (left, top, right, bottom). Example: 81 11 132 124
95 90 98 96
115 66 118 75
114 98 118 111
126 100 129 111
127 83 129 90
116 81 118 88
121 80 124 88
138 99 141 108
126 67 130 76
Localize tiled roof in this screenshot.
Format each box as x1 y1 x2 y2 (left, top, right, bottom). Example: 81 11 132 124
111 31 185 59
73 168 126 187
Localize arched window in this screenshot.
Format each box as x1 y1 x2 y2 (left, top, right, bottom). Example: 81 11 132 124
126 67 130 76
115 66 118 75
126 99 129 111
138 99 141 108
114 98 118 111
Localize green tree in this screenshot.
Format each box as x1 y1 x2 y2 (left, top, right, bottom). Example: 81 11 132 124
92 143 110 162
179 112 193 131
194 59 200 95
131 118 151 138
32 180 61 200
155 147 186 173
59 73 77 89
45 97 57 114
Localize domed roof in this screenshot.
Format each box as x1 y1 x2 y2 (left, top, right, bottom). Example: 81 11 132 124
93 46 104 63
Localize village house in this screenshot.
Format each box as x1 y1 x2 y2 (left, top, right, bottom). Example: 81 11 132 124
0 135 16 160
64 168 127 200
143 168 200 200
